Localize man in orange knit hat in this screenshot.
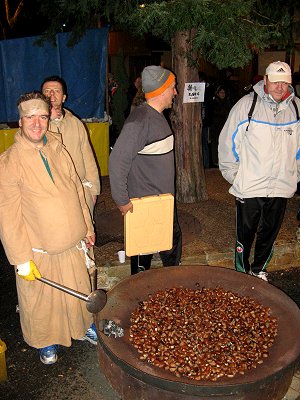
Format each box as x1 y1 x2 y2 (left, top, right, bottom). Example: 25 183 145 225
109 65 182 274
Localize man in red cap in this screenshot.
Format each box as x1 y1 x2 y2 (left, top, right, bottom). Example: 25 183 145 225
219 61 300 282
109 65 182 274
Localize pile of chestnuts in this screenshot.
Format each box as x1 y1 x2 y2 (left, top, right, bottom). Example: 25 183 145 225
129 286 278 381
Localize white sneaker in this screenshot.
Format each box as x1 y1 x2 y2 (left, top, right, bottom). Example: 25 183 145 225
252 271 268 282
39 345 59 365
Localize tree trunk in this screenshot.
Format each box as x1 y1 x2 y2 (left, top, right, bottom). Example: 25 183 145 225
171 30 208 203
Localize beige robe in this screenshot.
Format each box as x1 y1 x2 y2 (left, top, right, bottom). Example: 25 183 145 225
48 109 100 214
0 131 94 348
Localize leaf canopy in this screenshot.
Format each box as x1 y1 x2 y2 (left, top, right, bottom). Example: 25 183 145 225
36 0 299 68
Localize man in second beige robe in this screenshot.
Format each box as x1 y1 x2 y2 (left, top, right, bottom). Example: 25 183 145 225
0 91 98 365
41 75 100 215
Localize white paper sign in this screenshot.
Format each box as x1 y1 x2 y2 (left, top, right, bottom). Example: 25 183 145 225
183 82 206 103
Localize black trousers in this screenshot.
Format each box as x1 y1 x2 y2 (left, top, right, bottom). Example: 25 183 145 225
235 197 287 274
131 207 182 275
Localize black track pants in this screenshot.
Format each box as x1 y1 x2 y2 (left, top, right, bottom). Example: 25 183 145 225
235 197 287 274
131 208 182 275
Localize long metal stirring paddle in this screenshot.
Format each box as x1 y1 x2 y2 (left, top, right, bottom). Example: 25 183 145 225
37 276 107 313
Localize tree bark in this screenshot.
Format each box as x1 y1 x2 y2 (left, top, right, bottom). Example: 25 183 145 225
171 30 208 203
5 0 24 28
0 0 24 39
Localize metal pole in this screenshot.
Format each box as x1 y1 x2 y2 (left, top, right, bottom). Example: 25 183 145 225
37 277 89 302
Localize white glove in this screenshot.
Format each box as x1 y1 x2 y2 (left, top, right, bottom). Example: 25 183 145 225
17 262 31 275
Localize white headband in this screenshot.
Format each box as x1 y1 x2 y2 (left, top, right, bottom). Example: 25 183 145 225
18 99 49 118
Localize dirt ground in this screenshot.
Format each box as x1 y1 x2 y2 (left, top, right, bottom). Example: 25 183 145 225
0 169 299 400
94 169 300 265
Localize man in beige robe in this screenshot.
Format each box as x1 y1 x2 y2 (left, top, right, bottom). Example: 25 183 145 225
41 75 100 214
0 92 98 365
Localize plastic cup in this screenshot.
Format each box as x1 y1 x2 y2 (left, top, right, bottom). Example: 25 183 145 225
118 250 126 263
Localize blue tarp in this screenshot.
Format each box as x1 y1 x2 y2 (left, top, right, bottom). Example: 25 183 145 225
0 28 108 122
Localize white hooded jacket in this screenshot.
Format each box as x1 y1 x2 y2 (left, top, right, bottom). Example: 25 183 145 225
218 80 300 198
